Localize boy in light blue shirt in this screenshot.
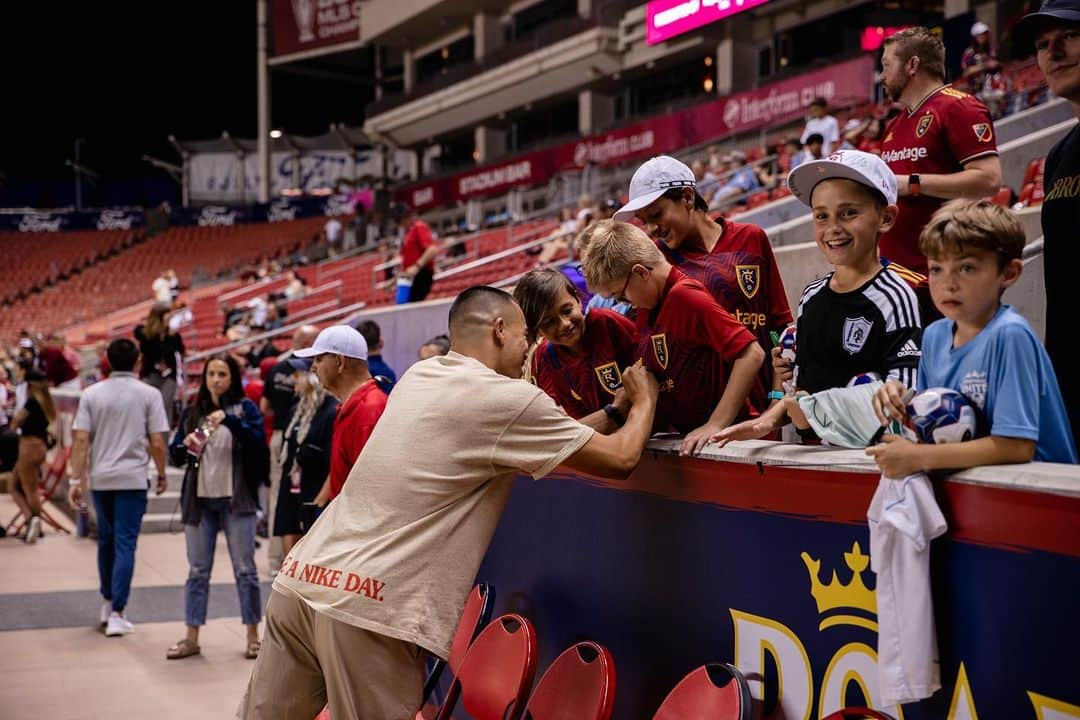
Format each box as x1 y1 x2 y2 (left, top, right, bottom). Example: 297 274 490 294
870 199 1077 474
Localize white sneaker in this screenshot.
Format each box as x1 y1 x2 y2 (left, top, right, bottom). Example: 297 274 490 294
24 516 42 544
105 613 135 637
100 602 112 628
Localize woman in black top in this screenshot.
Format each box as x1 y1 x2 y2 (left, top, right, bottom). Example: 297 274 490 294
10 367 56 543
135 303 185 427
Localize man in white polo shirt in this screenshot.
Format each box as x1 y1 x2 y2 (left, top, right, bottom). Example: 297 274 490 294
69 339 170 637
240 286 659 719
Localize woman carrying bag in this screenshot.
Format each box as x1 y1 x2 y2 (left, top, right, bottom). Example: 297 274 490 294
166 354 268 660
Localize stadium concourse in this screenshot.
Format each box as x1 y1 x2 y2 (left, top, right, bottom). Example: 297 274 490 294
2 1 1080 717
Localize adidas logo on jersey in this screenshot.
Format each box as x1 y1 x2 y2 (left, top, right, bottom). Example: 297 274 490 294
880 146 929 163
896 340 921 358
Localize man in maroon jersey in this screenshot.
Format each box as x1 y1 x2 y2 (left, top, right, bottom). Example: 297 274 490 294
581 220 765 457
879 27 1002 273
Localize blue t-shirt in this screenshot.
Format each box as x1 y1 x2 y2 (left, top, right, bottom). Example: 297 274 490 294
368 355 397 394
918 305 1077 463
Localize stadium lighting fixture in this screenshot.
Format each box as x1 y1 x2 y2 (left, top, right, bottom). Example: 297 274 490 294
270 129 283 139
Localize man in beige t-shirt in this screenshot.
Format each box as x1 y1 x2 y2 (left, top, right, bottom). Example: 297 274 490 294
240 286 658 720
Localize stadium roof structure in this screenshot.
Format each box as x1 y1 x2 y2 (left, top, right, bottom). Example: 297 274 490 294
168 125 373 156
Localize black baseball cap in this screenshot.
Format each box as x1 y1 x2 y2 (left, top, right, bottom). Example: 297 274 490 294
1015 0 1080 49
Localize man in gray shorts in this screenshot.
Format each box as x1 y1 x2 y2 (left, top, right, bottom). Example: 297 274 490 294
240 286 659 719
69 338 170 637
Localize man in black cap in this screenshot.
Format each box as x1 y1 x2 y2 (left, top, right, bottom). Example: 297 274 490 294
1016 0 1080 450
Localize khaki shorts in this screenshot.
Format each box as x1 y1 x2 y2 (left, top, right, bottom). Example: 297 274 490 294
238 590 425 720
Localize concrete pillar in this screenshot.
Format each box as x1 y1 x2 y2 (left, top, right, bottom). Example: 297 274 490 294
256 0 271 203
944 0 971 20
579 90 615 135
403 49 415 93
474 12 502 59
715 37 734 96
475 126 507 164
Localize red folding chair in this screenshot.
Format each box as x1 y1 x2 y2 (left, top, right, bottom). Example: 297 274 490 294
522 641 616 720
653 663 752 720
433 614 538 720
420 583 496 716
821 709 897 720
5 445 72 538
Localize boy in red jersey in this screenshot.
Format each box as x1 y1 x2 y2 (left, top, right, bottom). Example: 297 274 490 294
878 27 1002 274
514 268 639 431
614 155 792 412
581 220 765 456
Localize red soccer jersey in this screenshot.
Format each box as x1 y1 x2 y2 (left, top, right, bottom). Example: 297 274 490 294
328 380 387 500
658 219 792 411
531 308 639 419
637 268 758 434
401 220 435 270
880 85 997 273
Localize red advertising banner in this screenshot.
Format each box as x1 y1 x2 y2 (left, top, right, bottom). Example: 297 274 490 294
398 55 875 210
271 0 361 58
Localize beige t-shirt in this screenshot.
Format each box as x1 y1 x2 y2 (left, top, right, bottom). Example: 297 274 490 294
273 351 594 658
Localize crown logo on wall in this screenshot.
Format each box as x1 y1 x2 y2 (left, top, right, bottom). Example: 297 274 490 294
801 541 878 632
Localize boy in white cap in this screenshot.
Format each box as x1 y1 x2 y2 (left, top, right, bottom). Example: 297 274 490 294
293 325 388 506
714 150 923 446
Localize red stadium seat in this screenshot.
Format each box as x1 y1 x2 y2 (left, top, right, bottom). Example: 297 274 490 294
652 663 751 720
746 191 771 209
770 185 792 200
521 642 616 720
990 187 1013 207
422 583 496 711
1023 157 1046 188
434 614 537 720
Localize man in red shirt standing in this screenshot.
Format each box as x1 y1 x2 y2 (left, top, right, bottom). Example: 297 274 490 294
394 204 439 303
293 325 388 506
879 26 1002 274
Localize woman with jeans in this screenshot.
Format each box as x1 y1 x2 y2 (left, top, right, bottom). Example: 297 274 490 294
167 354 267 660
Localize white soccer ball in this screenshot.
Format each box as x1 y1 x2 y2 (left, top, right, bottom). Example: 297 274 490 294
903 387 981 444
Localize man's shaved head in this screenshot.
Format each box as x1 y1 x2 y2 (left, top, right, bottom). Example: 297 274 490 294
293 324 319 349
448 286 521 342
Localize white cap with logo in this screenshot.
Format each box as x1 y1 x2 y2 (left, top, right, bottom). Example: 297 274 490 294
613 155 696 222
786 149 898 207
293 324 369 361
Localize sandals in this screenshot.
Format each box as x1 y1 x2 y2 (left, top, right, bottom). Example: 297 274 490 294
245 639 261 659
166 638 201 660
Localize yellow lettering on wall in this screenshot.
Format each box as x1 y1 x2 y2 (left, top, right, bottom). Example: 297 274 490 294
947 663 980 720
818 642 904 719
731 609 813 720
1028 692 1080 720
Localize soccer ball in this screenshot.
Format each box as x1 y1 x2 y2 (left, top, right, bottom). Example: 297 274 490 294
903 387 981 444
778 325 797 363
847 371 882 387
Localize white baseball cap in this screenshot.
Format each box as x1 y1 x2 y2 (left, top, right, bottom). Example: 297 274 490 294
787 149 898 207
293 324 368 361
613 155 696 221
971 21 990 36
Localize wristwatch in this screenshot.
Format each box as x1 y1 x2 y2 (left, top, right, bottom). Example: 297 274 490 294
909 173 921 197
603 403 626 426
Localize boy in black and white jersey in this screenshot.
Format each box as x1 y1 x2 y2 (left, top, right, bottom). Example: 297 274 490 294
714 150 922 445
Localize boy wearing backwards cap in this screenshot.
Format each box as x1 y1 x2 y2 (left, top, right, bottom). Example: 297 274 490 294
580 219 765 456
715 150 923 447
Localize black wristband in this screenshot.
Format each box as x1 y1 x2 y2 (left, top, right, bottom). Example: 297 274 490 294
603 403 626 426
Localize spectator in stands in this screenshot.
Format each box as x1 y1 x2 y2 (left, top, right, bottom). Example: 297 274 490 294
283 270 308 299
962 22 1007 118
239 287 658 719
9 367 55 543
691 160 721 204
514 268 639 428
417 334 451 361
167 353 267 661
803 134 826 162
714 151 763 203
69 339 169 637
581 220 765 456
393 203 438 303
858 117 887 155
614 155 792 412
273 358 338 555
152 271 173 305
323 216 344 256
781 138 807 172
168 300 193 334
294 326 387 507
716 150 923 446
135 302 185 427
1017 0 1080 452
355 320 396 394
869 199 1077 473
263 302 285 332
879 26 1002 274
38 333 80 389
801 98 841 155
247 296 269 329
707 144 725 173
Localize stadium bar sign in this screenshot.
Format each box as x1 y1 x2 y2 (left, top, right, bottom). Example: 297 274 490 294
646 0 774 45
271 0 361 58
398 55 874 211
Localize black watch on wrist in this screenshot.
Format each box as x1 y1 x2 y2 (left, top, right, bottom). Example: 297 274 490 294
909 173 921 197
603 403 626 426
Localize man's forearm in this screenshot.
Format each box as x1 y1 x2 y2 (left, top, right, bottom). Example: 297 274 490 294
70 436 90 481
149 435 167 477
913 167 1000 200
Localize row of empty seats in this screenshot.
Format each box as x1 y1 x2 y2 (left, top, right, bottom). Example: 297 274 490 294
1 228 138 306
